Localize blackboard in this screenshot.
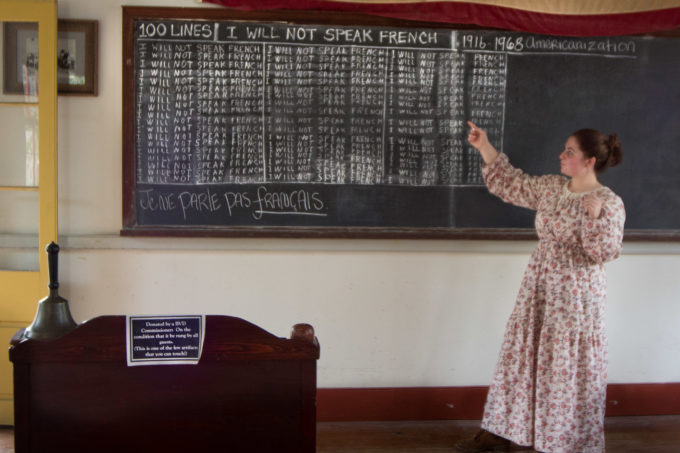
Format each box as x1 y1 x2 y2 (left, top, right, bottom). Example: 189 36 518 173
122 7 680 239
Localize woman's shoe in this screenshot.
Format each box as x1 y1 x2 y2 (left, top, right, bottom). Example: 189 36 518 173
454 429 511 452
508 441 537 451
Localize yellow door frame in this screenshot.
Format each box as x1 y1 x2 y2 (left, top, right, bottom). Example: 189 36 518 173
0 0 58 424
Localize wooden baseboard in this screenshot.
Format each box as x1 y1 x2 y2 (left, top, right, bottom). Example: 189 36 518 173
317 383 680 421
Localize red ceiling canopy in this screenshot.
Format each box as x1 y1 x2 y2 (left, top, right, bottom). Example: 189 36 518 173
202 0 680 36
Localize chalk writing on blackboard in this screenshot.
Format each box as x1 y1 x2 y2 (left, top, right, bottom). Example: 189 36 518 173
134 22 515 190
127 14 680 236
134 21 636 196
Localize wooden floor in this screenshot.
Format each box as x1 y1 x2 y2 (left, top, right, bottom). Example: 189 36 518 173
0 415 678 452
318 416 680 452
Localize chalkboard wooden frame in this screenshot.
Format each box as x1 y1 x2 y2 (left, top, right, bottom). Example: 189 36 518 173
122 6 680 240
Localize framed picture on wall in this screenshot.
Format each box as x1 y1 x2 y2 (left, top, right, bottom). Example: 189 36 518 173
3 19 98 96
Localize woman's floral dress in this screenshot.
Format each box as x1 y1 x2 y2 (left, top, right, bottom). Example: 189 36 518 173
479 153 626 453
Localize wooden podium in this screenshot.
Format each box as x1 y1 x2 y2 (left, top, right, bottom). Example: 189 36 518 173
9 316 319 453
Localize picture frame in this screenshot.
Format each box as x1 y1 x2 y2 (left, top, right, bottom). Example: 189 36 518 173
3 19 98 96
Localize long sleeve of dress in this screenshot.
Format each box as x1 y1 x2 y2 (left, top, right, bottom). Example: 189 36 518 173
580 194 626 264
481 153 559 211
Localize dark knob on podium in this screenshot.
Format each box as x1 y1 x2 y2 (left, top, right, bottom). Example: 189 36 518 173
25 242 78 340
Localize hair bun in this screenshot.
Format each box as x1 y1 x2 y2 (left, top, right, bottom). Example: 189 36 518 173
605 133 623 167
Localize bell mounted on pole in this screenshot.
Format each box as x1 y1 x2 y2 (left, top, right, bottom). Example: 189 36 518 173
24 242 78 341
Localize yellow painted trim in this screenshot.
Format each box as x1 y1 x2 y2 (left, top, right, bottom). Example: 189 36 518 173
0 102 38 107
35 1 59 292
0 395 12 425
0 2 50 21
1 0 59 426
0 272 41 321
1 0 59 281
298 0 680 15
0 187 39 191
0 322 29 329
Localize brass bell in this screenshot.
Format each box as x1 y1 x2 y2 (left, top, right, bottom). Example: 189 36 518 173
24 242 78 340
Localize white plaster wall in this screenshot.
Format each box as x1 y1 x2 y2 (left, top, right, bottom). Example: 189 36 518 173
54 241 680 387
5 0 679 388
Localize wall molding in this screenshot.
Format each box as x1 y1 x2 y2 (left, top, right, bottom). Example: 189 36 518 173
4 233 680 255
317 383 680 421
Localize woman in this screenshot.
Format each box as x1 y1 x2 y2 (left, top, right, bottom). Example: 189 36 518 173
456 121 625 453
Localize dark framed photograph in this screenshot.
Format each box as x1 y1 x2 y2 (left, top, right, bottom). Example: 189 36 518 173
3 19 98 96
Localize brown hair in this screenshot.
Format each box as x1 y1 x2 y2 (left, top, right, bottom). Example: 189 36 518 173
572 129 623 174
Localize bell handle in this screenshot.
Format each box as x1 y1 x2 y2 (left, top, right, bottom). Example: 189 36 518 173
46 242 60 291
